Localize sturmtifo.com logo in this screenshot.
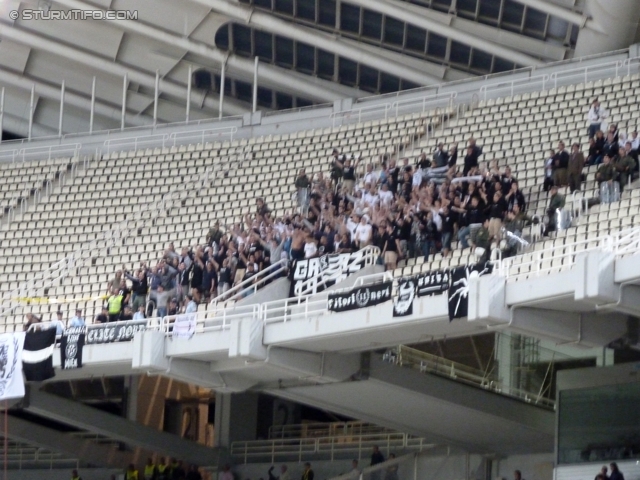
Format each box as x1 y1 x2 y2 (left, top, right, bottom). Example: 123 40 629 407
9 9 138 21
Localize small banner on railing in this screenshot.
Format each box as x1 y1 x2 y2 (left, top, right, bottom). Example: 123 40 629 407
327 282 392 312
60 327 85 370
415 270 450 297
447 262 493 321
172 314 196 339
289 250 371 297
393 278 415 317
86 320 147 345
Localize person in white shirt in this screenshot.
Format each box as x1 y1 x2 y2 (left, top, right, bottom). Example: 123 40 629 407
69 309 86 328
53 311 65 336
185 295 198 314
544 149 555 192
304 234 317 258
378 183 394 206
363 164 378 186
354 216 372 247
362 186 379 208
587 99 606 139
412 167 423 189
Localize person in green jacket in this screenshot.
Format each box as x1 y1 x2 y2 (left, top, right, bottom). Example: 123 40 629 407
596 155 616 185
615 146 636 191
544 185 565 236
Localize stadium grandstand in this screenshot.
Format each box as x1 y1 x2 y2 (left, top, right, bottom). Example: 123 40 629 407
1 1 640 480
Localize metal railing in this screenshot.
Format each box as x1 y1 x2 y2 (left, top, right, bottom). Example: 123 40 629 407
495 226 640 281
208 258 288 310
387 345 556 409
262 270 392 325
159 305 260 335
329 93 456 128
230 432 435 464
268 421 390 440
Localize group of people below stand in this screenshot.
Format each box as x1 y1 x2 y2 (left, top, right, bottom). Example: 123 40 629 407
595 463 625 480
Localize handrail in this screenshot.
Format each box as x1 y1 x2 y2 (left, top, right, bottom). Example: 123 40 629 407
103 134 170 154
390 345 556 409
159 305 259 335
16 143 81 163
268 421 388 439
230 433 434 464
496 226 640 280
208 258 288 310
169 126 238 146
294 245 381 297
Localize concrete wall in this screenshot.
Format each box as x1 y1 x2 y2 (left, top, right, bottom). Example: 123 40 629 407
5 469 121 480
235 277 290 308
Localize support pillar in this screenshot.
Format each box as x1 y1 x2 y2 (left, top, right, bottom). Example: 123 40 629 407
125 375 139 422
213 393 259 448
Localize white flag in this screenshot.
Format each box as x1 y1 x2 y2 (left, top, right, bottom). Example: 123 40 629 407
0 332 25 402
172 314 196 339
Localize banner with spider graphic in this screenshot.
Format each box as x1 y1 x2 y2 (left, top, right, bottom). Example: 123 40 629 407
447 262 493 321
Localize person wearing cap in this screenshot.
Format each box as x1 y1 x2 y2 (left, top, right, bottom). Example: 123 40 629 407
69 309 85 328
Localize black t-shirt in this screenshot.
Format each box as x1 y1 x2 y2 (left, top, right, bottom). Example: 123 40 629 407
382 232 398 252
96 313 108 324
242 271 256 283
501 175 515 195
218 267 232 284
442 213 456 233
343 167 356 180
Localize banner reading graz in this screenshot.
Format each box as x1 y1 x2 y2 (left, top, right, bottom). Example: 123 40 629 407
290 250 370 297
86 320 147 345
327 282 392 312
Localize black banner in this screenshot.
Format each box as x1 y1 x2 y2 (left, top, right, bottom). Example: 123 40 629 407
60 327 85 370
393 278 415 317
328 282 392 312
290 250 369 297
415 270 450 297
86 320 147 345
447 262 493 321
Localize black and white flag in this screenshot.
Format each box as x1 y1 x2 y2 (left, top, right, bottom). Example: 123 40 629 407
60 327 86 370
447 262 493 321
415 270 450 297
0 332 25 401
327 282 392 312
23 329 56 381
290 250 369 297
393 278 415 317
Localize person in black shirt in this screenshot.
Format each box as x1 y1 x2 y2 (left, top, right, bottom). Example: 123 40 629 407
216 259 232 298
440 205 456 257
120 305 133 321
190 253 205 303
342 156 360 193
241 263 257 297
553 141 570 187
419 212 438 260
382 224 401 270
487 191 508 241
455 196 485 249
505 181 526 212
95 306 108 324
201 261 217 303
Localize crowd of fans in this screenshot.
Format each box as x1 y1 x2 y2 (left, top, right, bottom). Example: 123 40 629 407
23 98 639 329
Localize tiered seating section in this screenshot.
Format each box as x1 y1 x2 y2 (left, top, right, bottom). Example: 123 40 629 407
0 73 638 330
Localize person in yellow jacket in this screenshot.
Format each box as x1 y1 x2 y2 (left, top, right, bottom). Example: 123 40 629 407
107 287 124 322
126 463 140 480
71 469 83 480
144 458 157 480
156 457 168 480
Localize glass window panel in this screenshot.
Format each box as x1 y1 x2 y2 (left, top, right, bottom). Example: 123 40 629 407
235 80 253 103
502 0 524 26
341 4 360 33
296 43 315 73
524 8 547 33
339 57 358 86
359 65 379 93
275 36 294 67
470 49 492 72
406 24 426 52
380 73 400 94
493 57 515 73
450 41 471 66
232 24 252 56
215 24 229 50
296 98 313 108
457 0 477 18
296 0 315 20
275 0 293 15
362 10 382 40
257 86 272 108
318 0 336 26
426 32 447 59
276 93 293 110
253 0 272 7
478 0 500 20
384 16 404 46
254 31 273 61
317 50 335 79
